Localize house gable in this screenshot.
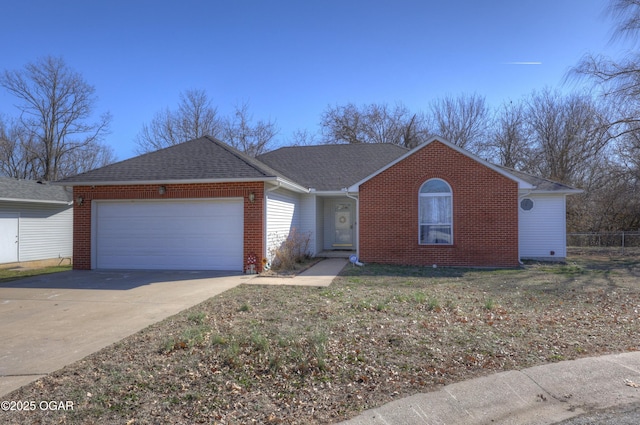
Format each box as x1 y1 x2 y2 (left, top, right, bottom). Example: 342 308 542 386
348 137 534 192
358 140 520 267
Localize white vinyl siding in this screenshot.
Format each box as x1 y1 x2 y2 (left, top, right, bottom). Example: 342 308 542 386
265 188 301 261
519 194 567 260
315 197 325 254
0 201 72 263
93 199 243 270
299 194 318 256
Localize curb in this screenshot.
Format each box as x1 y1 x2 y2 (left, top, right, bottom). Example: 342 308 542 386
338 352 640 425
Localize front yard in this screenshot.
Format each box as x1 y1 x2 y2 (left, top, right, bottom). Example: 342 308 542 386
3 254 640 424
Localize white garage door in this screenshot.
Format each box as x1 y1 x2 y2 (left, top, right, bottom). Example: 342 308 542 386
94 199 243 270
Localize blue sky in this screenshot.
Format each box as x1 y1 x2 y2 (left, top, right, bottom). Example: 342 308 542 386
0 0 622 160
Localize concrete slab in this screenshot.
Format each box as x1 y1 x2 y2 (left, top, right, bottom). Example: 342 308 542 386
0 270 248 396
248 258 348 286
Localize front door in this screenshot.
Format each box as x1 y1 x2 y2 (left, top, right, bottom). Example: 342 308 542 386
333 203 353 248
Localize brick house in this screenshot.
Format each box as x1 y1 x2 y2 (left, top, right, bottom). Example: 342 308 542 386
57 136 580 271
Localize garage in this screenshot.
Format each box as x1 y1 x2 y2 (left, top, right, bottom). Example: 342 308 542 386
93 199 243 270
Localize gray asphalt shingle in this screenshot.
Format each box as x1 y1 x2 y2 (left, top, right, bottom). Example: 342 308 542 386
495 165 582 193
257 143 409 191
0 177 72 203
56 136 578 194
57 136 285 184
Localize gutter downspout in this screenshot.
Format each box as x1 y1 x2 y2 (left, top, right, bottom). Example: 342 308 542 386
343 189 359 259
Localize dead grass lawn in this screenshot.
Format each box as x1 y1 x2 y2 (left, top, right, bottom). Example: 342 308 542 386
3 253 639 424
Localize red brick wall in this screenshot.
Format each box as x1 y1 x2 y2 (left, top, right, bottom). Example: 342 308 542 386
72 182 264 271
359 141 519 267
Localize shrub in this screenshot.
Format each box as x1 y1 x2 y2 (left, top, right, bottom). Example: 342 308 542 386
269 228 312 271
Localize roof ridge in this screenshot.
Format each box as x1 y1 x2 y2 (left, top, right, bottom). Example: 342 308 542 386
202 135 292 180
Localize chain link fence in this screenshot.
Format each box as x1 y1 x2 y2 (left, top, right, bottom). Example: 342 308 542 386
567 232 640 256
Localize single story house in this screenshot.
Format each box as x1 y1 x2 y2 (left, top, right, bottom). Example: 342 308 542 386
0 178 73 266
57 136 581 271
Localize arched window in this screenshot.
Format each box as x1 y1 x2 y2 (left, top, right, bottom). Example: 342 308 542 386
419 179 452 244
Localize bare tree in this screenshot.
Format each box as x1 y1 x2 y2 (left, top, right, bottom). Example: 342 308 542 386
565 0 640 232
428 93 490 154
570 1 640 132
0 114 39 178
320 103 367 144
135 89 221 153
0 56 112 181
320 102 431 147
524 89 613 184
488 100 532 168
221 101 278 157
288 128 319 146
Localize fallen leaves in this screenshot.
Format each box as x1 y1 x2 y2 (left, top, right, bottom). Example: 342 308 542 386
3 255 640 424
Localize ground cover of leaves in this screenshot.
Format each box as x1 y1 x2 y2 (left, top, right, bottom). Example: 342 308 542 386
4 254 640 424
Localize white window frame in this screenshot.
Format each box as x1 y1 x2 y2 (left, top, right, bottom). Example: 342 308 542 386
419 178 453 245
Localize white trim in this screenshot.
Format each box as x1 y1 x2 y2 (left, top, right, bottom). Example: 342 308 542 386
56 177 278 186
344 191 360 258
418 178 453 245
0 197 72 205
347 137 535 192
522 189 583 195
56 176 309 193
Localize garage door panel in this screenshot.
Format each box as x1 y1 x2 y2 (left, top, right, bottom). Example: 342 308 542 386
95 200 243 270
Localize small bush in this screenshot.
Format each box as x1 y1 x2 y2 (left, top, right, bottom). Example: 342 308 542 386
269 228 312 271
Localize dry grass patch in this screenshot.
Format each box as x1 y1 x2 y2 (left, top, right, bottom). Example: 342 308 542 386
4 254 640 424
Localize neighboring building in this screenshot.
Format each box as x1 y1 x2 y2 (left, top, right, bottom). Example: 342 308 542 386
57 136 581 271
0 178 73 266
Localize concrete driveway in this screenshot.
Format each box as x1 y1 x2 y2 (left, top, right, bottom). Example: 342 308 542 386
0 269 249 396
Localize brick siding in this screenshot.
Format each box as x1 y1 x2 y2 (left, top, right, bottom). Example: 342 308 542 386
72 182 264 271
359 141 519 267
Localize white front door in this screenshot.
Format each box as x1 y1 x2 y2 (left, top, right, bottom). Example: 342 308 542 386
333 202 353 247
0 214 19 263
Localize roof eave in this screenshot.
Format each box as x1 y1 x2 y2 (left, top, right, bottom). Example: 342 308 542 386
0 197 72 205
524 188 584 195
53 177 280 187
269 178 310 193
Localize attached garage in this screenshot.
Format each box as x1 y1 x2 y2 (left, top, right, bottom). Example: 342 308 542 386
93 199 243 271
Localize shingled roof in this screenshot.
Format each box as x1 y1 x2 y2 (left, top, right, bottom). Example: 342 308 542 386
0 178 72 204
495 165 583 193
57 136 288 185
57 136 579 194
257 143 408 191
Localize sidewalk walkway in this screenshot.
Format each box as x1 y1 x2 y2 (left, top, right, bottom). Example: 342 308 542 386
246 258 348 286
339 351 640 425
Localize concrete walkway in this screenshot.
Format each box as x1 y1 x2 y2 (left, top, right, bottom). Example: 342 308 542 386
339 351 640 425
247 258 348 286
